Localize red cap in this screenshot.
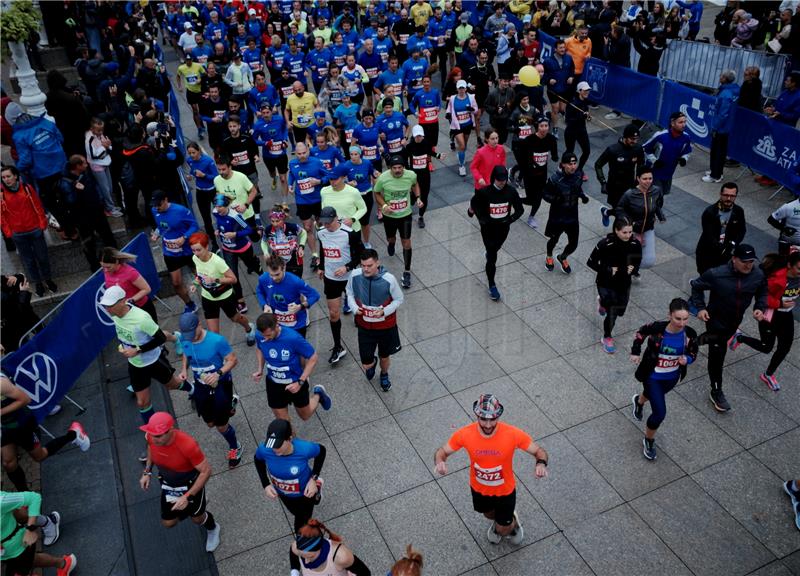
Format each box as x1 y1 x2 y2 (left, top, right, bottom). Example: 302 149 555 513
139 412 175 435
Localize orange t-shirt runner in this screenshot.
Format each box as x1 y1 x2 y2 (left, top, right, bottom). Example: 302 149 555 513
447 422 532 496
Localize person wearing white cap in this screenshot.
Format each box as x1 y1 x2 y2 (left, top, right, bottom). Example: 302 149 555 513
564 81 592 180
446 79 479 177
404 124 446 228
178 22 198 56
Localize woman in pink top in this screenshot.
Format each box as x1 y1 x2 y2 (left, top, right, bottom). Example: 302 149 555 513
470 129 507 191
100 247 156 321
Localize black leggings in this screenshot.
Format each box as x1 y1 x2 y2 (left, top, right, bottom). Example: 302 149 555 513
195 187 217 243
421 122 439 150
546 223 579 258
736 312 795 376
700 326 738 390
564 126 590 172
221 246 262 300
415 169 430 217
480 224 510 287
512 144 544 218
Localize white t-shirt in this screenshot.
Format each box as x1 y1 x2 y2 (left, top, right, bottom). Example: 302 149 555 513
772 199 800 244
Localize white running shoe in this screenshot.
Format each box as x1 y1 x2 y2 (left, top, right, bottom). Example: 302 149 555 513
486 522 503 544
206 523 221 552
69 422 90 452
42 511 61 546
458 165 466 177
508 511 524 545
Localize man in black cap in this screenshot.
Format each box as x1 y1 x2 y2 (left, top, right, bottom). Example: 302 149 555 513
373 155 423 289
690 244 767 412
484 75 516 145
595 124 645 227
468 166 523 301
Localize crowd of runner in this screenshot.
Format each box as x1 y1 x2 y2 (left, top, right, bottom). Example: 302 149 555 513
2 1 800 574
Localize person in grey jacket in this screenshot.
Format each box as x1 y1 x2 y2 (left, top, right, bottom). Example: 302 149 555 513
615 166 665 269
690 244 768 412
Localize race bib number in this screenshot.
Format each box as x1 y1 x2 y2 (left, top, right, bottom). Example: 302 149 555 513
366 67 379 79
161 483 188 503
387 138 402 153
249 62 262 72
421 107 439 122
474 463 505 487
266 363 292 384
344 129 353 143
270 475 300 494
489 202 509 218
281 85 294 98
274 56 284 68
213 110 225 121
412 155 427 169
655 354 680 373
361 305 384 322
533 152 549 166
456 110 471 123
275 310 298 326
321 158 333 170
362 145 378 160
389 198 408 211
334 55 345 67
399 33 409 44
323 247 341 259
437 35 446 47
519 125 532 138
297 114 309 125
163 237 183 254
221 234 237 248
232 151 250 166
186 74 199 85
390 82 403 94
270 141 284 153
317 67 328 77
271 241 295 257
297 178 314 194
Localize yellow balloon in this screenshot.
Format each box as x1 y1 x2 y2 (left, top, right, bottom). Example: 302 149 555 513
519 65 540 87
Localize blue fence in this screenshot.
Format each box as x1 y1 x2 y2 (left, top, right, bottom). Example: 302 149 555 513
582 57 799 191
0 233 161 422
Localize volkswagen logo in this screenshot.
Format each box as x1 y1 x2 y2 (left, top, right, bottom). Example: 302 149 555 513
14 352 59 409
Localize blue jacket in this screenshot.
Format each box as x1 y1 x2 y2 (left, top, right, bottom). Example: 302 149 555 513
774 88 800 127
186 153 218 190
213 209 253 252
12 115 67 180
711 82 740 134
152 203 199 257
255 271 320 329
543 53 575 94
643 129 693 181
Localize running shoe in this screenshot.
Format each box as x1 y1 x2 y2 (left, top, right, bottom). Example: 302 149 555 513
418 216 426 228
108 207 124 217
642 438 657 460
709 389 731 412
228 443 243 468
314 477 324 504
604 111 621 119
784 480 800 505
328 346 346 364
310 255 320 271
380 372 392 392
343 299 352 314
230 393 239 416
601 337 616 354
727 329 742 351
387 241 396 256
794 502 800 531
601 207 610 227
363 242 372 250
702 175 722 183
631 394 643 421
557 254 571 274
42 511 61 546
206 523 221 552
56 554 77 576
488 286 501 301
545 256 554 271
458 165 466 177
313 384 332 410
45 280 58 293
184 300 198 314
68 422 90 452
486 522 503 544
246 323 257 346
526 215 538 229
402 271 411 289
759 372 780 391
508 511 524 545
365 356 378 381
597 296 606 316
236 301 248 314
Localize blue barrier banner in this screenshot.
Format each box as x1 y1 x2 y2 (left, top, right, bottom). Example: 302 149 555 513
583 58 661 123
0 233 161 422
538 30 556 61
728 107 800 191
658 80 715 148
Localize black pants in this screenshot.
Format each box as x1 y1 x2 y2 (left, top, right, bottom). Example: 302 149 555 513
415 168 430 217
77 210 118 272
564 126 590 172
709 132 729 179
598 285 630 338
737 312 795 376
512 145 543 218
421 122 439 150
546 222 579 257
195 187 217 244
480 224 510 287
605 183 628 211
280 494 316 532
432 47 448 85
700 325 738 390
221 246 261 300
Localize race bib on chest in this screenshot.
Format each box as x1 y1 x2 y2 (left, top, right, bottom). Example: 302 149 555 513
164 237 183 253
232 151 250 166
390 82 403 94
161 483 189 503
412 155 427 169
270 141 284 153
281 85 293 98
533 151 549 166
456 110 470 123
366 67 378 79
334 55 345 66
519 126 531 138
297 114 309 125
474 462 505 487
186 74 199 85
249 62 262 72
421 107 438 122
275 310 298 326
323 247 341 259
221 234 237 248
321 158 333 170
297 178 314 193
437 35 446 46
271 241 295 256
344 129 353 143
213 110 225 120
655 354 680 373
362 145 378 160
317 67 328 77
274 56 285 67
389 198 408 211
361 305 385 321
399 33 409 43
489 202 509 218
387 138 402 153
270 474 300 494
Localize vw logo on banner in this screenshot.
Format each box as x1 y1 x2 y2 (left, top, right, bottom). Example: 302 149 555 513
95 285 116 326
14 352 59 409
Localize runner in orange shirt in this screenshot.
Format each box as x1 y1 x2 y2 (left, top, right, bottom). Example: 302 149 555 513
564 25 592 77
433 394 549 545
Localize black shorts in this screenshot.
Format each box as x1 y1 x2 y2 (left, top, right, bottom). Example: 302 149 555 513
2 543 36 575
323 277 348 300
164 254 194 273
359 192 374 227
383 214 412 240
186 89 203 106
0 418 40 452
357 325 401 363
194 378 234 426
471 488 516 526
129 350 175 392
279 493 317 528
450 125 473 139
264 154 289 174
160 481 207 521
201 291 240 320
296 202 321 221
266 378 310 409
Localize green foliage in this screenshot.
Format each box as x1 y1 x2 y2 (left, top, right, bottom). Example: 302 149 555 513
0 0 41 43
